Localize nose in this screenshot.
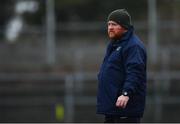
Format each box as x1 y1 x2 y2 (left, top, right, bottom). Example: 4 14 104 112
108 24 113 30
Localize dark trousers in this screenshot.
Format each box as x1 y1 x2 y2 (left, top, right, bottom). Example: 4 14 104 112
104 115 141 123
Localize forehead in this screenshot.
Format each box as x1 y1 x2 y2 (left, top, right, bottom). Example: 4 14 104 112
107 20 119 25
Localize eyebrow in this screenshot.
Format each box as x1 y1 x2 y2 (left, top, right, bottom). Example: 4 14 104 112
107 22 118 25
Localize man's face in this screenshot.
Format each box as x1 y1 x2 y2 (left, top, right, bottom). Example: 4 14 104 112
107 21 127 40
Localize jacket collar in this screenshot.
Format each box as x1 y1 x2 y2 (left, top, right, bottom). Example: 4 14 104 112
111 26 134 47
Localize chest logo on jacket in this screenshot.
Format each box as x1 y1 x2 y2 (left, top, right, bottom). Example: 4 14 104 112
116 46 122 51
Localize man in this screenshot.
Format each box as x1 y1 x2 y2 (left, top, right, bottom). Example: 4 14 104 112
97 9 147 123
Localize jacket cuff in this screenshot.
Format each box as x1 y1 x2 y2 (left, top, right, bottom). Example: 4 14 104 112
122 89 132 97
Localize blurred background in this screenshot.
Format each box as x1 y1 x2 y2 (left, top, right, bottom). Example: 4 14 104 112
0 0 180 122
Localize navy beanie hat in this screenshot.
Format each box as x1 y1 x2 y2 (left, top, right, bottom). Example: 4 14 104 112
107 9 132 29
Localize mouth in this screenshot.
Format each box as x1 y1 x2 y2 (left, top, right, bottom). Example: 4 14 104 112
108 31 114 35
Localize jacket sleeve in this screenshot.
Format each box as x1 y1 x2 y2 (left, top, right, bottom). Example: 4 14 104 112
122 45 146 96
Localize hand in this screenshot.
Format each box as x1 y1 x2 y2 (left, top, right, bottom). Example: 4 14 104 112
116 95 129 108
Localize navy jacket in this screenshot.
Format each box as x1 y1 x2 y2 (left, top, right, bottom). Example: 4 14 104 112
97 27 147 117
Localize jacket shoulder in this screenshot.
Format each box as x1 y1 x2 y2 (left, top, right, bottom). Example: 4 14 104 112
126 34 146 51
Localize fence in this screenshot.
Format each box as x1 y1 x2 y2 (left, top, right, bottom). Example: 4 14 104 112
1 67 180 122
